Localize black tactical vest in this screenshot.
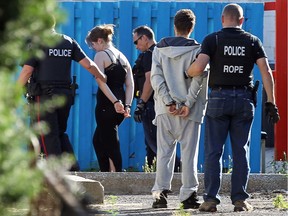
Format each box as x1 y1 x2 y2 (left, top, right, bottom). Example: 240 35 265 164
209 30 255 87
132 46 154 98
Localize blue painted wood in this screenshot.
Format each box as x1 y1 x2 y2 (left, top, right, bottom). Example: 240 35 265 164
246 3 265 173
58 1 264 173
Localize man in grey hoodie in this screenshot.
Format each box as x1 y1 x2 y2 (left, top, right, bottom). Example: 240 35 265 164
150 9 208 209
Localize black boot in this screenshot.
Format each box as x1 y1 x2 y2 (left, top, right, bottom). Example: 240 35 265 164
152 190 170 208
181 191 201 209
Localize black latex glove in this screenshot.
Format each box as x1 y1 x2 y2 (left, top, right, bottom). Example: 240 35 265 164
265 102 280 124
134 100 146 123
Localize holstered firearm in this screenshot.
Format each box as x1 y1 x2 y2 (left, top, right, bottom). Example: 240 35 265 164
25 77 42 103
70 75 78 105
252 80 260 107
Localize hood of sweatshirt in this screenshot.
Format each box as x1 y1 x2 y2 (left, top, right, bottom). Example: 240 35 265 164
156 36 200 59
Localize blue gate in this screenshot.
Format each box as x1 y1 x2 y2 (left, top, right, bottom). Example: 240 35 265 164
58 1 264 172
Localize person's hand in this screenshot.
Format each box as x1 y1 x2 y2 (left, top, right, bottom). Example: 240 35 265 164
265 102 280 123
114 100 125 114
178 105 189 117
167 104 179 115
124 105 131 118
134 100 146 123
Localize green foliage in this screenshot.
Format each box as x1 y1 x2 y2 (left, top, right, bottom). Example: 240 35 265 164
0 72 43 215
0 0 64 215
105 195 119 215
269 152 288 174
124 166 140 172
142 156 157 172
173 203 190 216
0 0 65 73
273 194 288 209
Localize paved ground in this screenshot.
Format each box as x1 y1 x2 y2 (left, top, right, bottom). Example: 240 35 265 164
87 192 287 216
84 147 287 216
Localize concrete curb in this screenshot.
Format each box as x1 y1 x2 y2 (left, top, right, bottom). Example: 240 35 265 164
65 175 104 204
69 172 287 195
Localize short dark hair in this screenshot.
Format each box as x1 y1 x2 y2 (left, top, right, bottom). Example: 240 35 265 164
133 25 155 40
174 9 196 35
222 3 243 24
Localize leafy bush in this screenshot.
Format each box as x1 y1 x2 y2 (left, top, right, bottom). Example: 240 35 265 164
0 0 64 214
273 194 288 209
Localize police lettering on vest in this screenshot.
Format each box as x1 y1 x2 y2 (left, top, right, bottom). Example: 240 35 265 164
223 45 246 74
224 46 245 56
49 48 72 57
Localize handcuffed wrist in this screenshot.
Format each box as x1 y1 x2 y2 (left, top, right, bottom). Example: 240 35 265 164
165 101 176 106
125 104 131 109
113 100 122 105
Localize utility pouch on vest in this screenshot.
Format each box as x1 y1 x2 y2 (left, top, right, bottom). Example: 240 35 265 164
252 80 260 107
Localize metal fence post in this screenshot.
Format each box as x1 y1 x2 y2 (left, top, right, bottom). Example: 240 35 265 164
261 131 268 173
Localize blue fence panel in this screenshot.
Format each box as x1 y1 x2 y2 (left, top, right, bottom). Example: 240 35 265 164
58 1 264 173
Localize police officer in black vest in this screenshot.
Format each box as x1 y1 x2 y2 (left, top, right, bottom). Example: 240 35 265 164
132 26 157 167
18 19 109 171
187 3 279 213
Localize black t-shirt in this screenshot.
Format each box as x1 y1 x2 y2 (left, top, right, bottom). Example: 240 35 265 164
134 44 155 101
200 28 267 87
141 47 153 74
25 33 86 84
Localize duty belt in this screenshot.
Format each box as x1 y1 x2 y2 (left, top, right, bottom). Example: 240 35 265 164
40 83 71 89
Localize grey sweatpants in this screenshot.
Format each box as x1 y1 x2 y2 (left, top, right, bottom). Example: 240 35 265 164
151 113 201 202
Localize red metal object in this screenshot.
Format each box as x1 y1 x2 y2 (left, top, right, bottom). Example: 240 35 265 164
274 0 287 160
264 2 275 10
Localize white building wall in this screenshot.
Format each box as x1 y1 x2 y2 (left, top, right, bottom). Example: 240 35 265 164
263 10 276 64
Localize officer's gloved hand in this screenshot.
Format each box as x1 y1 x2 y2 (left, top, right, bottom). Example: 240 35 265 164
265 102 280 123
134 99 146 123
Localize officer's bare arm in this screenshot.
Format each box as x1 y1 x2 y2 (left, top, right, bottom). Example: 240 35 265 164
17 65 34 86
140 71 153 102
257 57 276 104
79 57 107 82
187 53 210 77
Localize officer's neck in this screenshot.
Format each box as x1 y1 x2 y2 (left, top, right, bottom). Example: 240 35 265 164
147 41 155 50
223 25 241 29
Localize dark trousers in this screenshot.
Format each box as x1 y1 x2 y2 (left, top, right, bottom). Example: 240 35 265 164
31 89 79 169
203 88 254 203
93 104 124 172
142 101 157 166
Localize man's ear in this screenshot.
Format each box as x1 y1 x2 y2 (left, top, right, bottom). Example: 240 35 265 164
221 15 225 24
239 16 244 25
142 34 147 42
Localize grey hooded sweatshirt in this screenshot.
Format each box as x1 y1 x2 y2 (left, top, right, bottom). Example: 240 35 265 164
151 36 208 123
